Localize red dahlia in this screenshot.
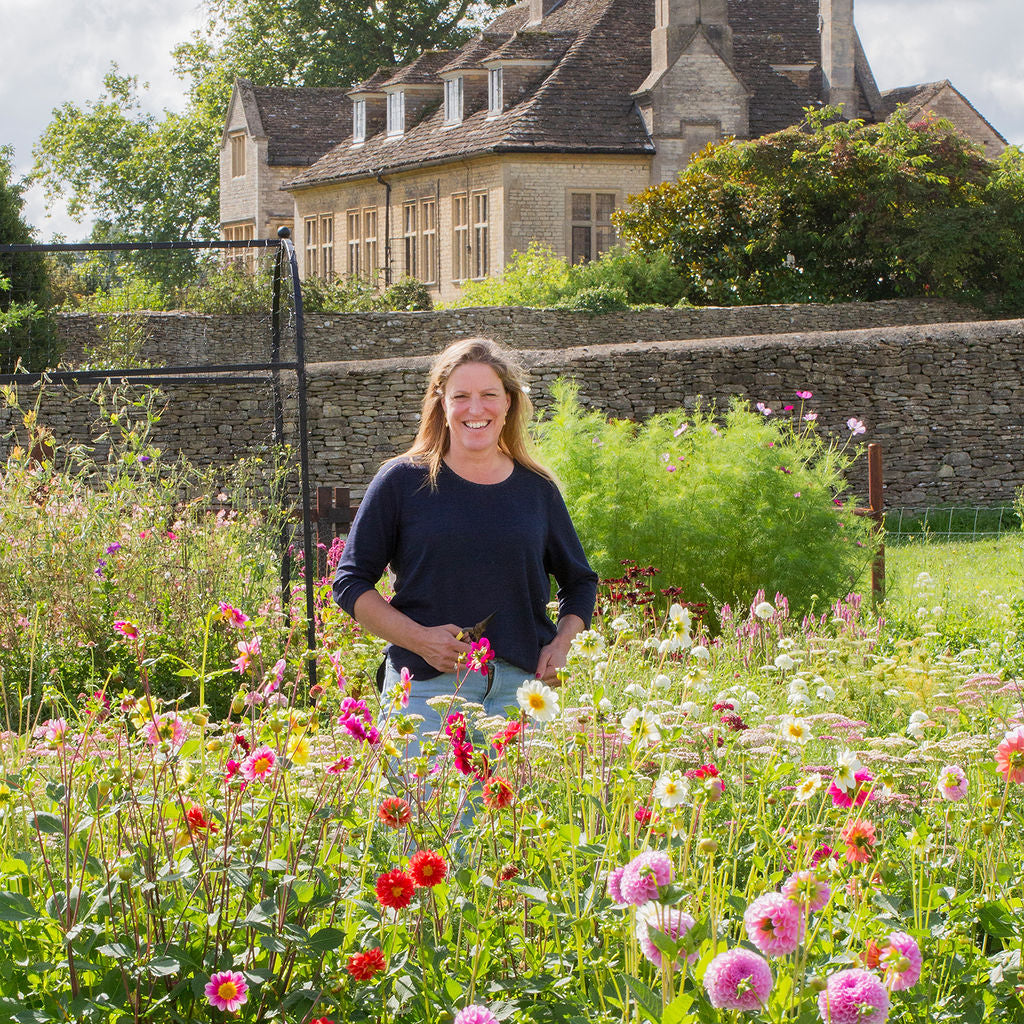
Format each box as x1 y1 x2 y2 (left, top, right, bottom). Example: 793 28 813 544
346 947 386 981
375 869 415 909
482 776 514 810
377 796 412 828
408 849 447 887
185 805 218 833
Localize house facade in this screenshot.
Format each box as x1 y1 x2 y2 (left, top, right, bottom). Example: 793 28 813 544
219 0 1006 301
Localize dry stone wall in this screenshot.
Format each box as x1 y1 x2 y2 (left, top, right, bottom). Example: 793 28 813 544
55 298 980 367
5 307 1021 511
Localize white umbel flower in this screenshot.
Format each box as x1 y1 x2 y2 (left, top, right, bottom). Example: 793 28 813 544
516 679 560 722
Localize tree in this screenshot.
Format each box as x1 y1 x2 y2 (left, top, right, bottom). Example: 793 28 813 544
0 148 56 371
31 0 514 284
616 107 1024 310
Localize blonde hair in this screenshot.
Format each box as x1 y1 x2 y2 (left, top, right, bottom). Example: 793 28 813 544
400 337 554 487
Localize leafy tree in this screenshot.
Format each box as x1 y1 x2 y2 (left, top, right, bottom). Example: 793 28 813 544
616 107 1024 310
31 1 514 287
0 148 56 371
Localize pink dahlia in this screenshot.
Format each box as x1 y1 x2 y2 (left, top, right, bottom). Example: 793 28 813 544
818 968 890 1024
936 764 968 802
241 743 277 782
703 947 773 1010
453 1005 498 1024
781 870 832 914
636 905 698 968
217 601 249 628
619 851 673 906
880 932 922 991
995 727 1024 784
142 712 186 749
828 770 876 808
205 969 248 1013
744 891 805 956
606 866 626 905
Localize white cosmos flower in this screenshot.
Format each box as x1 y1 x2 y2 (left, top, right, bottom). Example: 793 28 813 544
794 773 823 802
781 715 813 745
754 601 775 620
621 707 661 745
516 679 560 722
653 770 690 808
834 749 863 793
774 653 796 672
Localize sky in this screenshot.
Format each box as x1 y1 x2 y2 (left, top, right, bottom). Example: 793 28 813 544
3 0 1022 241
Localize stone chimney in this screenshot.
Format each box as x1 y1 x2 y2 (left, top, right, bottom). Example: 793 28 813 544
820 0 858 116
651 0 733 78
526 0 561 26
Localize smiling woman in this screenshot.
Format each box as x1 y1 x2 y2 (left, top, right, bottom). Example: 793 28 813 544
332 337 597 739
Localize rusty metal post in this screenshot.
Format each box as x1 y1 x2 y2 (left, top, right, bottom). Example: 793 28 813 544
314 486 353 579
868 443 885 604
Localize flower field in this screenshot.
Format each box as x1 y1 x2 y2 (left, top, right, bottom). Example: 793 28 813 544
2 533 1024 1023
3 386 1024 1023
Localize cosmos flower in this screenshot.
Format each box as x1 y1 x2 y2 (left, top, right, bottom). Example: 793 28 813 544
517 679 560 722
653 770 690 809
205 970 248 1013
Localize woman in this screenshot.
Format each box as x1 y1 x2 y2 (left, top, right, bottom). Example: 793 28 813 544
333 338 597 732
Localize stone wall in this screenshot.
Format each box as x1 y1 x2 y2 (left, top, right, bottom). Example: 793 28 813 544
8 313 1023 511
55 298 981 368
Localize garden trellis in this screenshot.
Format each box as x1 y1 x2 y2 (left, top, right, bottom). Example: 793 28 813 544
0 231 321 689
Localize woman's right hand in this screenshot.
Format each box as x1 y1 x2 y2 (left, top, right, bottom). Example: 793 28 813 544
416 624 473 675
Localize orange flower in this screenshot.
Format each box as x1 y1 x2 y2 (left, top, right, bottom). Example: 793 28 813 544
840 818 877 864
482 776 515 810
185 805 218 834
377 796 412 828
995 727 1024 784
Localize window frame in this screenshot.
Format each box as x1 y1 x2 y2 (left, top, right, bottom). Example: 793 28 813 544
346 209 361 279
444 77 464 125
229 131 246 178
319 214 334 280
363 206 379 281
403 201 418 280
569 190 618 265
487 68 504 116
352 99 366 143
303 216 319 278
420 197 437 285
472 190 489 280
451 192 470 283
386 91 405 136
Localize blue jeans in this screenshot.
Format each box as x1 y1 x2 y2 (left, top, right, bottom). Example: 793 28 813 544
381 657 530 753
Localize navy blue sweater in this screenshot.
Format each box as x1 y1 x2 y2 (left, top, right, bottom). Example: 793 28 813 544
333 459 598 679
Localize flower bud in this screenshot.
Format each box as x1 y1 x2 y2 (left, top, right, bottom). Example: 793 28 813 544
697 838 719 855
230 694 246 715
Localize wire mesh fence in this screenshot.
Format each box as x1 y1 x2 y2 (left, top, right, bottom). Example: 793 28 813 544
885 504 1022 543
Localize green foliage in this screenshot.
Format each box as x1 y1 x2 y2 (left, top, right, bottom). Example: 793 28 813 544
454 242 688 309
532 380 874 619
382 275 434 311
616 108 1024 311
0 383 294 721
0 148 56 371
31 71 220 284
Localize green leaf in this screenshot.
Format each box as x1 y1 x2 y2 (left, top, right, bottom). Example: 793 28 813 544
306 926 346 953
979 901 1018 940
0 891 36 922
622 974 662 1023
146 956 181 978
662 992 695 1024
27 811 64 835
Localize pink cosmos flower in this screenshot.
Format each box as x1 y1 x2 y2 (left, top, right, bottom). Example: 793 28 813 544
205 970 248 1013
796 390 813 400
995 726 1024 783
224 758 241 781
468 638 495 675
847 417 867 435
703 948 773 1011
636 905 698 968
818 968 890 1024
142 712 186 749
327 755 355 774
232 636 261 674
756 402 772 416
781 870 832 913
936 764 968 801
217 601 249 628
42 718 70 746
880 931 922 991
803 412 818 422
399 666 412 708
453 1007 498 1024
113 620 139 639
828 770 876 808
619 851 673 906
241 744 276 782
744 891 805 955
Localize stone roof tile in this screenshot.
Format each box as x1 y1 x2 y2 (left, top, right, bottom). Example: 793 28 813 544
248 85 353 166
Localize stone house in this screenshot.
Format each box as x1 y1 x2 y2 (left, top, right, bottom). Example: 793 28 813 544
219 0 1006 302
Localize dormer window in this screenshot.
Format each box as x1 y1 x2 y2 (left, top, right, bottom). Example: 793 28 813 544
444 77 464 125
386 91 405 136
352 99 366 142
488 68 504 115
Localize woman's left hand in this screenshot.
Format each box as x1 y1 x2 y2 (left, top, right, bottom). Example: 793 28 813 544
534 615 586 686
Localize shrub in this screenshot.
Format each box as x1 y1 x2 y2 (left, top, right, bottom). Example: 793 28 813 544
532 380 875 620
553 283 630 314
382 275 433 311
